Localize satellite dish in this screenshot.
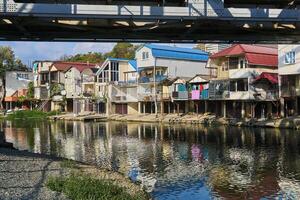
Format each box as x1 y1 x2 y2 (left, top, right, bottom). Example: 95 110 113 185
61 90 67 96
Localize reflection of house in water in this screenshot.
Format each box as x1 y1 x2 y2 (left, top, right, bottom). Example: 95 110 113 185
4 122 29 150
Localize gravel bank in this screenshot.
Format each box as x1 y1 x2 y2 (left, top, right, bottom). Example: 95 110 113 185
0 148 148 200
0 148 69 200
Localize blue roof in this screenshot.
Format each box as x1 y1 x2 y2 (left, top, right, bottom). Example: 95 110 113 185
144 44 209 62
128 60 137 71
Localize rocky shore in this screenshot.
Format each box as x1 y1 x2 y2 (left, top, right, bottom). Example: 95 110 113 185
0 148 148 200
108 113 300 129
48 112 300 129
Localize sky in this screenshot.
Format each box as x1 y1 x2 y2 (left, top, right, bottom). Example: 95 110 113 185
0 42 195 67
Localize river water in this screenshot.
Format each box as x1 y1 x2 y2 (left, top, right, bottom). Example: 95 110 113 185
2 120 300 199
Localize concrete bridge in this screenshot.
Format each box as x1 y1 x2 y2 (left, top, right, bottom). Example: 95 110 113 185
0 0 300 43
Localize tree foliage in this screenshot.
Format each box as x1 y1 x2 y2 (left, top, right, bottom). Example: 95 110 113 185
104 43 139 60
61 52 104 63
0 46 27 77
26 82 34 99
62 43 140 63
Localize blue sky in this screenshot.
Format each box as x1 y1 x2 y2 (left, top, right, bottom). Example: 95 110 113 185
0 42 195 67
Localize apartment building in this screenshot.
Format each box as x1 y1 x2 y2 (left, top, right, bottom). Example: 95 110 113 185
278 45 300 117
207 44 279 119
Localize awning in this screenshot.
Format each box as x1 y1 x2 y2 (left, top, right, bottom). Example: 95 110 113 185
252 72 278 84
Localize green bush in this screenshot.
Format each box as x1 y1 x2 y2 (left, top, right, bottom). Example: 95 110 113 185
46 175 147 200
6 110 60 120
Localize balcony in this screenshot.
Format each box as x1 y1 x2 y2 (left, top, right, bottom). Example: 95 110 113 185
83 91 94 97
82 76 95 83
172 91 188 100
139 75 167 84
281 86 296 97
253 90 279 101
116 80 138 87
112 96 127 102
138 93 170 101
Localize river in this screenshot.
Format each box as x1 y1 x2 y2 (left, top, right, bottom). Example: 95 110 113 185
2 120 300 199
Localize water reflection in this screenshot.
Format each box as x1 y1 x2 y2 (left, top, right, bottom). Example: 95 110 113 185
3 120 300 199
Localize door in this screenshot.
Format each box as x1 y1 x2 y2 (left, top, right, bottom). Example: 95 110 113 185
115 104 127 114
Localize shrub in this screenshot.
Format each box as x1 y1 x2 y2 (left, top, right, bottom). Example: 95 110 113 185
46 175 147 200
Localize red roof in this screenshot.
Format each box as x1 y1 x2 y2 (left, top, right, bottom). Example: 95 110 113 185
51 61 99 72
210 44 278 67
253 72 278 84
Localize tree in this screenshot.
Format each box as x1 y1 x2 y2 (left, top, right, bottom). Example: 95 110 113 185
62 52 104 63
26 82 34 99
104 43 139 60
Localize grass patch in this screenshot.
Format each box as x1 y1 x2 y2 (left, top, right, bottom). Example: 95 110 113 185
47 175 147 200
6 110 59 120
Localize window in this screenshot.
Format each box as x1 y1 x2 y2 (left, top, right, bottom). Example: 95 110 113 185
156 70 163 76
142 52 149 60
111 62 119 82
98 65 109 83
229 57 239 69
230 79 248 92
285 51 296 64
222 61 228 71
240 59 245 69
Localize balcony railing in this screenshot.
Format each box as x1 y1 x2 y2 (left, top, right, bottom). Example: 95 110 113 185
82 76 95 83
112 96 127 102
172 91 188 100
83 91 94 97
139 75 167 83
138 93 170 101
281 86 296 97
116 80 138 87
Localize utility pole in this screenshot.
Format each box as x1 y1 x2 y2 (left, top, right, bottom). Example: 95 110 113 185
154 58 158 116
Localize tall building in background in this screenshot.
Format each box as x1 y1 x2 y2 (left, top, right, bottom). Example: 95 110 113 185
196 44 231 54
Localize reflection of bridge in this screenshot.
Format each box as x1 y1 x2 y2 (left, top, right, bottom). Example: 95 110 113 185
1 0 300 43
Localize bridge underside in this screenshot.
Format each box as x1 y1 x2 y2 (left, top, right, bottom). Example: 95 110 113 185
0 16 299 43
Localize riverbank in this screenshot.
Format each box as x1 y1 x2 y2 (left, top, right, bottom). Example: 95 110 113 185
0 148 149 200
47 111 300 129
107 113 300 129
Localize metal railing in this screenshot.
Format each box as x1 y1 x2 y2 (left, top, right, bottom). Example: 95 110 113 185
281 86 296 97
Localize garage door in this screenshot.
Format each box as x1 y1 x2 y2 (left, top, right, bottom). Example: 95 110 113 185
115 104 127 114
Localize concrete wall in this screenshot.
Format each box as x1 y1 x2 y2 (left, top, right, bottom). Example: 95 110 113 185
128 102 138 114
65 67 81 98
278 45 300 75
156 58 209 78
5 71 33 97
135 46 155 68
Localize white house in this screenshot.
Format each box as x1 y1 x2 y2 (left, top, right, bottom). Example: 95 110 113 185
95 58 138 115
135 44 209 114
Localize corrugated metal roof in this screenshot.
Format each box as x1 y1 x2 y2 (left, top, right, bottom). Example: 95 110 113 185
51 61 98 72
145 44 209 62
252 72 278 84
128 60 137 71
210 44 278 67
